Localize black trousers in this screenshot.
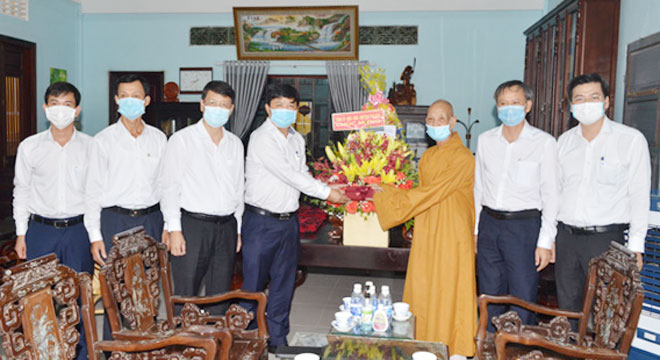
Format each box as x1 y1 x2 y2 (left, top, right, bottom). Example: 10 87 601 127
170 213 237 315
555 225 625 317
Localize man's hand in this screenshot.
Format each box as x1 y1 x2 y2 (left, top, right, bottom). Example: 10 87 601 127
370 184 384 193
162 230 171 251
91 241 107 266
535 247 552 272
236 234 242 253
14 235 26 259
170 231 186 256
636 252 643 271
473 235 478 254
327 188 349 204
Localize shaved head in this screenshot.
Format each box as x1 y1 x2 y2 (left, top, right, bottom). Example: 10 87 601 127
429 99 454 116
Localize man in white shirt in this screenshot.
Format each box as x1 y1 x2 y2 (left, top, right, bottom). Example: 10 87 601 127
161 81 243 315
474 80 558 330
242 84 348 351
13 81 93 360
85 74 167 343
556 73 649 316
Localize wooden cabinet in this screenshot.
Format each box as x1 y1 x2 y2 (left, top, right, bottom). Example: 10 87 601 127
150 102 202 137
524 0 620 137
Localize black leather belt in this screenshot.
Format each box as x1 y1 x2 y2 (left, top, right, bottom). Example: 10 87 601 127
483 206 541 220
182 209 234 224
30 214 83 229
245 204 297 221
559 222 629 235
107 204 160 217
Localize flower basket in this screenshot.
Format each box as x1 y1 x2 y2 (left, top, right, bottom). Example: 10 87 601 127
343 213 389 247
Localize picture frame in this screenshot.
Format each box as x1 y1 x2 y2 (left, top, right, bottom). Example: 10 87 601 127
233 6 359 61
179 67 213 94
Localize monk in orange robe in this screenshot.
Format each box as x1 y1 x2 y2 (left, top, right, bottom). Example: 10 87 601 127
373 100 477 359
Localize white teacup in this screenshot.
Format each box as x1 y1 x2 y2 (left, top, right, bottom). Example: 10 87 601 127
412 351 437 360
342 297 351 310
334 311 352 327
393 302 410 317
294 354 320 360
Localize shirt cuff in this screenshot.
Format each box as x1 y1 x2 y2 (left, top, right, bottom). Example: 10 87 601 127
167 218 182 232
235 213 242 235
15 222 28 236
627 235 645 253
536 235 554 250
88 229 103 243
320 184 332 200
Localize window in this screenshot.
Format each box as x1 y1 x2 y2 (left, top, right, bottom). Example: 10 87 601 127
1 0 28 21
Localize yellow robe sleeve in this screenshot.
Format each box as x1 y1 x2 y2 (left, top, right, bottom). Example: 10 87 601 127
373 152 474 230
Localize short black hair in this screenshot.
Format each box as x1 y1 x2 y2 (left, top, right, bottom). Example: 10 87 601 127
115 74 150 96
264 83 299 105
44 82 81 106
494 80 533 101
202 81 235 102
568 73 609 101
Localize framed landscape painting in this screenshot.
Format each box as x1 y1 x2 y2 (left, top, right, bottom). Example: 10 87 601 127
233 6 359 60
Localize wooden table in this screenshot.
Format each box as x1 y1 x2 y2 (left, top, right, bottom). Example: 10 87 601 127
299 223 410 272
323 335 448 360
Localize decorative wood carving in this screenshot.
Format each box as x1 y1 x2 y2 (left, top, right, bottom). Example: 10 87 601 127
475 241 644 359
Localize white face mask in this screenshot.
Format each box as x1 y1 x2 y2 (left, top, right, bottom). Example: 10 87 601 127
571 101 604 125
45 105 76 130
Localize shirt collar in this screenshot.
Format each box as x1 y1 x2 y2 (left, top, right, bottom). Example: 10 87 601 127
45 127 77 145
195 118 226 144
266 118 296 137
575 115 612 139
117 119 147 138
496 120 534 141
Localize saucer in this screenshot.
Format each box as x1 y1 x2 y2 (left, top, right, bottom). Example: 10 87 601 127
392 310 412 322
331 320 355 332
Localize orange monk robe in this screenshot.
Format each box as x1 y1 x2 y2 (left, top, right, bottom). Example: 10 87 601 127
374 133 477 356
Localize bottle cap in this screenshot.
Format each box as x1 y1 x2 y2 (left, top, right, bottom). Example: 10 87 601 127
353 283 362 292
381 285 390 295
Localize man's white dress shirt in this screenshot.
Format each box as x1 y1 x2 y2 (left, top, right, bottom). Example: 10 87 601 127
557 117 650 253
474 121 559 249
13 129 92 236
160 120 244 232
245 119 330 213
85 120 167 242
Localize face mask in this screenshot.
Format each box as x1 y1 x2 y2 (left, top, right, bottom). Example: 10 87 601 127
204 106 231 128
117 97 145 120
270 109 297 128
497 105 526 127
571 101 604 125
45 105 76 130
426 124 451 142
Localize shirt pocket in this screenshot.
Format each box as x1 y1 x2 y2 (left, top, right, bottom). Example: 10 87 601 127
596 162 626 186
514 160 540 187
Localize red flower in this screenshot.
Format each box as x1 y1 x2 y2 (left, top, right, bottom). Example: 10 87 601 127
326 201 341 208
364 176 381 184
360 201 375 213
346 201 359 214
396 171 406 181
402 180 413 189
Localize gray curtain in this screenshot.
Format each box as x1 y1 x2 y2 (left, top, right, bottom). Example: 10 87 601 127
223 60 270 139
325 61 368 113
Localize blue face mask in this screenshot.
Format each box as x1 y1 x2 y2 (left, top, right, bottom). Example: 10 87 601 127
117 97 145 120
497 105 526 127
271 109 297 129
426 124 451 142
204 106 231 128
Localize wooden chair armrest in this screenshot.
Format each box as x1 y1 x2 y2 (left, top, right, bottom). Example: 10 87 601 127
170 290 269 338
94 334 219 360
477 295 582 340
494 331 627 360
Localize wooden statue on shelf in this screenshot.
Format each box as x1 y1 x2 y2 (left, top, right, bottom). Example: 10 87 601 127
388 61 417 106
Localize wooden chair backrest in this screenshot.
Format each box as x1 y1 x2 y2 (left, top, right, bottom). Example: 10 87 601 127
0 254 92 360
579 241 645 353
100 226 174 333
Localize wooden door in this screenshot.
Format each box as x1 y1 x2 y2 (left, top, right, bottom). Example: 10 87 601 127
108 71 164 127
0 35 36 219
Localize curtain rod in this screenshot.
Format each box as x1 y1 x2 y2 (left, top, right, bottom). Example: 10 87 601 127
214 61 374 68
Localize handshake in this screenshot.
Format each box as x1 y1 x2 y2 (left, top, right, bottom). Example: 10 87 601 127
326 184 385 204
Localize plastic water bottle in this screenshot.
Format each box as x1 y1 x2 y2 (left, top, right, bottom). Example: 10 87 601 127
378 285 393 319
350 283 363 322
361 291 373 330
369 284 378 310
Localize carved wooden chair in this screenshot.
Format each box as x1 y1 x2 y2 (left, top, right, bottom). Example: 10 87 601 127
0 238 21 271
475 242 645 360
99 226 269 360
0 253 219 360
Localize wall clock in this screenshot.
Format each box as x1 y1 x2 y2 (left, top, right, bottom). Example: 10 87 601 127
179 67 213 94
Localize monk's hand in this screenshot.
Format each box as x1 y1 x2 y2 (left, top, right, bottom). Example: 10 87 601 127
535 247 552 272
14 235 26 260
91 241 107 266
328 188 349 204
170 231 186 256
635 252 643 271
